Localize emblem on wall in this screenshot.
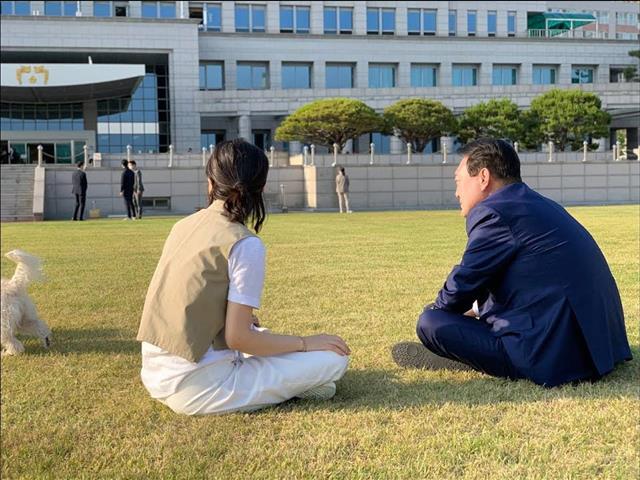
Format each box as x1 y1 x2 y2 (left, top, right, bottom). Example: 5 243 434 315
16 65 49 85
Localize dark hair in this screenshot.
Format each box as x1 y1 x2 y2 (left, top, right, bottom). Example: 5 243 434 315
76 160 84 168
128 160 137 166
340 167 346 175
121 159 128 167
459 138 522 184
206 139 269 233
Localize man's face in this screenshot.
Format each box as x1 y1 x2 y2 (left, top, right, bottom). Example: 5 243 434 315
128 163 135 170
455 156 488 217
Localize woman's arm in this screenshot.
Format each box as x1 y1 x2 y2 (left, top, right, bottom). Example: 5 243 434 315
224 301 350 357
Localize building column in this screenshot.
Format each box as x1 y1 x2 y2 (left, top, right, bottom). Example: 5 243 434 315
266 1 279 34
310 1 323 34
396 5 408 36
440 62 452 87
238 115 252 142
520 62 533 84
437 7 448 37
480 62 492 86
390 135 404 154
397 62 411 88
221 1 235 33
356 60 368 88
597 64 610 84
558 64 572 85
313 61 325 89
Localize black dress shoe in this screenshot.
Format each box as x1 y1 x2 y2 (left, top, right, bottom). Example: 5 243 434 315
391 342 473 371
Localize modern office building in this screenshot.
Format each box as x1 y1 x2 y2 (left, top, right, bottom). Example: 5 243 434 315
1 0 639 164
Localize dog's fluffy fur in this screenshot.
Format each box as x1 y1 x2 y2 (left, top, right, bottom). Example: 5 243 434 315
1 250 51 355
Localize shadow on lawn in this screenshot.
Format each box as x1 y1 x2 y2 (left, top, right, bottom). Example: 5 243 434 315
38 327 139 355
276 347 639 412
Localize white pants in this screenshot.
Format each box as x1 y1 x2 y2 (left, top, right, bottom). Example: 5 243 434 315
162 350 349 415
337 192 350 213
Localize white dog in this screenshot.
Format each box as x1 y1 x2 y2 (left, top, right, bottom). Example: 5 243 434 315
1 249 51 355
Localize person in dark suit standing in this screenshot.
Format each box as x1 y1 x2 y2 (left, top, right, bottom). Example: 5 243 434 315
128 160 144 219
71 160 88 221
392 139 632 387
120 159 135 220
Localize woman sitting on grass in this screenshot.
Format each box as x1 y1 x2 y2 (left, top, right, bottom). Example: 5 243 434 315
137 139 350 415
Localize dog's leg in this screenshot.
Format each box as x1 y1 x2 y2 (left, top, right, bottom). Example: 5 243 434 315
18 298 52 348
1 304 25 355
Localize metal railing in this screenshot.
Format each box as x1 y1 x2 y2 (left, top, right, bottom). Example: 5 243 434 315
526 29 609 40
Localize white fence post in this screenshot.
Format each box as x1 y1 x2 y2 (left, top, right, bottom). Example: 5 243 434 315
442 143 447 164
168 144 174 168
37 145 43 167
202 147 207 166
406 143 412 164
269 146 275 167
582 141 588 163
332 143 338 167
612 144 617 162
303 145 309 166
209 144 214 156
514 141 519 153
83 144 89 170
310 144 315 166
369 142 375 165
615 141 621 161
548 141 554 163
126 145 132 162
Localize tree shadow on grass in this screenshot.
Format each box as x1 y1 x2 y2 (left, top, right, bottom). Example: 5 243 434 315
13 327 139 356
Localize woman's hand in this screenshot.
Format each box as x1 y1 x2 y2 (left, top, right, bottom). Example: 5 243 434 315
303 334 351 356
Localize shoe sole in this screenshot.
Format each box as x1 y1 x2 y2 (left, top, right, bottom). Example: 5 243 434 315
391 342 473 371
295 382 336 401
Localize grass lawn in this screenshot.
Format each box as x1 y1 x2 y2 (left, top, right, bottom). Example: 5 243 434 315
1 205 638 479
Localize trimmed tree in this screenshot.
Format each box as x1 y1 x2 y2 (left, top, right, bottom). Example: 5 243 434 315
382 98 456 152
456 99 523 144
274 98 383 152
527 89 610 151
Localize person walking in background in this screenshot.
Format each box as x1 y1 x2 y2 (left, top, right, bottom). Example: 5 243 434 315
119 159 135 220
335 167 352 213
71 160 88 221
129 160 144 219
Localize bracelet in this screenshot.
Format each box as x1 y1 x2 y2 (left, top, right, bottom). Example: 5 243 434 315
299 336 307 352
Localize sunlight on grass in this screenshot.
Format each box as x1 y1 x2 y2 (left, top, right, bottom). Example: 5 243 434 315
1 205 638 479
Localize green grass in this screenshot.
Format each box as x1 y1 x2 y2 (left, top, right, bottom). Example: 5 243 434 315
1 206 638 479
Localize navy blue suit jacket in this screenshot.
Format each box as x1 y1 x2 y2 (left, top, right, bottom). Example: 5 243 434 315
435 183 631 386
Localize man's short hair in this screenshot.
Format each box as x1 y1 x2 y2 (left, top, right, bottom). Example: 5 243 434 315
121 159 128 167
76 160 84 168
128 160 137 166
459 139 522 184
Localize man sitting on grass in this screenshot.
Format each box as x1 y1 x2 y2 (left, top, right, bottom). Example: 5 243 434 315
392 139 632 387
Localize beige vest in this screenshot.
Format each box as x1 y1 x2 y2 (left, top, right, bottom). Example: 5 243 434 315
137 200 254 362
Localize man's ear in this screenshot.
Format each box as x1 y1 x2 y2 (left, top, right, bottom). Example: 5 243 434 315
479 168 491 191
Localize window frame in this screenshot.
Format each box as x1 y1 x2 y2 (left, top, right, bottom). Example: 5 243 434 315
492 65 518 85
571 66 595 84
487 10 497 36
507 11 516 36
452 65 478 86
449 9 457 36
199 62 225 90
281 62 312 89
408 8 437 35
280 5 310 34
235 3 265 32
323 6 353 34
367 7 395 35
236 62 269 90
532 65 557 85
325 63 355 89
410 64 438 87
368 63 397 88
467 10 477 36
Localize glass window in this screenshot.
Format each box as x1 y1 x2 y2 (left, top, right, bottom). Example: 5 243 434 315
44 1 62 16
467 10 476 35
235 4 249 31
371 133 390 154
296 6 309 33
492 66 517 85
237 63 268 89
199 62 224 90
339 8 352 33
367 8 379 34
280 5 293 32
381 9 395 34
507 11 516 36
63 1 76 16
411 64 437 87
449 10 457 36
282 63 311 89
0 2 14 15
423 9 436 34
141 1 157 18
94 1 111 17
252 5 265 32
369 64 396 88
533 66 556 85
572 67 594 84
487 11 497 36
205 3 221 30
452 65 478 86
407 9 420 35
159 2 175 18
326 63 353 88
114 3 127 17
15 1 30 15
324 6 337 33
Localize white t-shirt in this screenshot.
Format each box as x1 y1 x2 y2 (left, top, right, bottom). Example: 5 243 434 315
140 236 266 399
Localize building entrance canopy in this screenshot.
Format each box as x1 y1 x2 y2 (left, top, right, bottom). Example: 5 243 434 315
1 63 145 103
